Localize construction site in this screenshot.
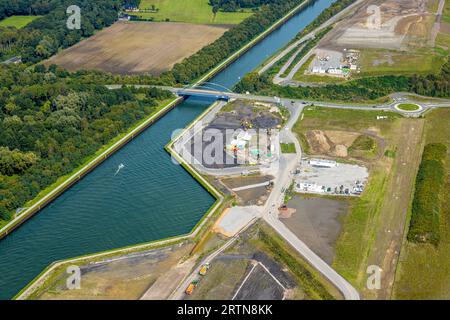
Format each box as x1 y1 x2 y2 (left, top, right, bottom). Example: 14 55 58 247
290 0 445 83
184 99 285 170
183 222 342 300
307 49 360 78
294 158 368 196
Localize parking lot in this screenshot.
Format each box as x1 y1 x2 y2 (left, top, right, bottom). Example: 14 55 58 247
295 159 369 196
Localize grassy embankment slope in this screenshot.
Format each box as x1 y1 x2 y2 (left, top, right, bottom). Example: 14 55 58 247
0 97 175 230
394 108 450 299
0 15 41 29
137 0 253 24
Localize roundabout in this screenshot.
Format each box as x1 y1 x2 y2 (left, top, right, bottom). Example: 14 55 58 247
395 103 422 113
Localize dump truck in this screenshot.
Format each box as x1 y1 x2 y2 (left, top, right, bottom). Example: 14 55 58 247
199 263 210 276
185 280 199 295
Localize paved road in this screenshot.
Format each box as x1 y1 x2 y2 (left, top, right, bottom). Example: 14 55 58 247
259 0 367 77
430 0 446 46
260 103 360 300
232 181 272 192
157 87 450 117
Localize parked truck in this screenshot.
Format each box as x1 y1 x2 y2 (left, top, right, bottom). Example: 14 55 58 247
199 263 210 276
185 280 199 295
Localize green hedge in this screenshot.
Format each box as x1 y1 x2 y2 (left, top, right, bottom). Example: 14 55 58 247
407 143 447 245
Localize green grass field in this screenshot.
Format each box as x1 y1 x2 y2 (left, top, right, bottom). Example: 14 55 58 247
136 0 253 24
397 103 421 111
358 49 446 78
394 109 450 299
280 143 296 153
0 15 41 29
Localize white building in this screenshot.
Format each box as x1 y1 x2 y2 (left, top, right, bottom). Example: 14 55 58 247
309 159 337 168
296 182 325 193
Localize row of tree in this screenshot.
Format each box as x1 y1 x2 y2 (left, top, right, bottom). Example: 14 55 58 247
209 0 274 12
0 63 172 223
407 143 448 245
235 59 450 101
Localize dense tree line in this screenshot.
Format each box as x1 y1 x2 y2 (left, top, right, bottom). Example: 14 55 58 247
0 0 56 20
0 0 139 62
0 63 172 223
235 58 450 101
209 0 274 12
407 143 448 245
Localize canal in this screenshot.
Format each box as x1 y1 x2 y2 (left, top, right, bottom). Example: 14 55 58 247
0 0 335 299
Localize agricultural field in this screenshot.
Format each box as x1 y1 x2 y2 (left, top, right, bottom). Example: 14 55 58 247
135 0 253 24
44 21 229 75
394 108 450 300
0 15 41 29
294 107 425 299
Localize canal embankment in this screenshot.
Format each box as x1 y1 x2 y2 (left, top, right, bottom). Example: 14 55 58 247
0 0 315 241
1 0 337 300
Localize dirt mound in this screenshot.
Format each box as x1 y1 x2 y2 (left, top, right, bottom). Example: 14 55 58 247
305 129 383 161
331 144 348 157
307 130 331 153
324 130 359 147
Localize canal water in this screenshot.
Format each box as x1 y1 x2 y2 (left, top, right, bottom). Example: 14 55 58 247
0 0 335 299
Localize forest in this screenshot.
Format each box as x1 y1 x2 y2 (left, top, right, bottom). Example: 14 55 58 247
0 63 172 224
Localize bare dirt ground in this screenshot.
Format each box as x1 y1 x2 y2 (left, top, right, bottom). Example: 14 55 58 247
221 175 274 189
320 0 436 50
283 195 350 265
45 21 228 75
189 222 342 300
441 22 450 34
361 119 425 300
221 175 274 206
188 230 298 300
37 243 193 300
233 262 287 300
305 129 384 161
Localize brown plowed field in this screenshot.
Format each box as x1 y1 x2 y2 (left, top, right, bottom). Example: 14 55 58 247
45 21 229 75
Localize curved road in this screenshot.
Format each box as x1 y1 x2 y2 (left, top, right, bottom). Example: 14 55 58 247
262 102 360 300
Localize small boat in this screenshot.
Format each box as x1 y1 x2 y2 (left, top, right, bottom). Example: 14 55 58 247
114 163 125 175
